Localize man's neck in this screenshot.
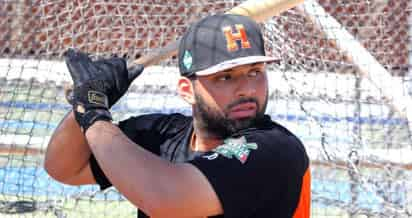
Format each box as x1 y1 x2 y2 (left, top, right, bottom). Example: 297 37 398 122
190 127 223 152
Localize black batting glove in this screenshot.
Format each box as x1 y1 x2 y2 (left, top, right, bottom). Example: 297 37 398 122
65 48 144 133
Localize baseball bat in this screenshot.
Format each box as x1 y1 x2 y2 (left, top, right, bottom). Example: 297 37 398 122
134 0 304 67
64 0 304 100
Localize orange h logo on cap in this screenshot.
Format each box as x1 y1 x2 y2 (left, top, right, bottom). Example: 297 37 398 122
222 24 251 52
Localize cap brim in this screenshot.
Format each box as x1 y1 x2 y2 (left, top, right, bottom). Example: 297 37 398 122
195 56 279 76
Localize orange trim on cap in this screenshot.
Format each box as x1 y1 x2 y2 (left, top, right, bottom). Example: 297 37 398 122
293 167 311 218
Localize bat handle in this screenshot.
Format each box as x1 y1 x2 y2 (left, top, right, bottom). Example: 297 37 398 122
64 39 180 103
131 39 180 68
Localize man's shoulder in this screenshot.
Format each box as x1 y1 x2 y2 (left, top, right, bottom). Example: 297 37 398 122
121 113 191 123
237 115 303 147
235 115 308 165
119 113 192 134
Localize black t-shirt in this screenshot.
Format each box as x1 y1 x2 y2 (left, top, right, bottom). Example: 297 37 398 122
90 113 310 218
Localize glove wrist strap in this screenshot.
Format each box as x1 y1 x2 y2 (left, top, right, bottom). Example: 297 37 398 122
77 108 112 133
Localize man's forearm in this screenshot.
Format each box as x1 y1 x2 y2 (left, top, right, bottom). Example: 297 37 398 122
44 110 93 183
85 121 221 217
85 121 178 214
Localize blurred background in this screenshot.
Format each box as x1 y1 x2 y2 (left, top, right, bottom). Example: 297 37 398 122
0 0 411 217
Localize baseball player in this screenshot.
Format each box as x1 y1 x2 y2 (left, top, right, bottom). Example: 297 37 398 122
45 14 311 217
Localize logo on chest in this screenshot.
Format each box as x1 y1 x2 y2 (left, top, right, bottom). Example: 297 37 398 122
203 136 258 164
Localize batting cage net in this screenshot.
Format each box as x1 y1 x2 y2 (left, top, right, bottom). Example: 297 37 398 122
1 0 411 217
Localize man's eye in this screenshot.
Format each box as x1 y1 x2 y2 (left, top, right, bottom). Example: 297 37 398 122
248 71 260 77
218 75 232 81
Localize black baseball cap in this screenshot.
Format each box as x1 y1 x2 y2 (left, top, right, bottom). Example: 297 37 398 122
178 14 278 77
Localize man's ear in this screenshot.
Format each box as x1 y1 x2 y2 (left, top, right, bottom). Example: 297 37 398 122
177 77 195 105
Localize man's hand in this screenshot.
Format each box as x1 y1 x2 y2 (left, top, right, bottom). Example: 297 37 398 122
65 49 144 132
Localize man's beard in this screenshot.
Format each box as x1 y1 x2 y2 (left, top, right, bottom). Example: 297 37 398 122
193 93 267 139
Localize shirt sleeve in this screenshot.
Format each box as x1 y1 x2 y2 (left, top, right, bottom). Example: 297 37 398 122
89 113 169 190
189 129 310 218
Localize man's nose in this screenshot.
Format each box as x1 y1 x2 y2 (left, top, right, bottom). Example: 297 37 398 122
235 77 257 97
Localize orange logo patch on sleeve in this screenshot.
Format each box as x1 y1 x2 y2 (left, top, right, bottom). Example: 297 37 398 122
222 24 251 52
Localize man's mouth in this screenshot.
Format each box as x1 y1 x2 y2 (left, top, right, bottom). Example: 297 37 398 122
228 102 257 119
